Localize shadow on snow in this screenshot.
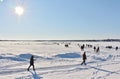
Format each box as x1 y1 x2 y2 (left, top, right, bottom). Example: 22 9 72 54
54 52 81 58
29 71 43 79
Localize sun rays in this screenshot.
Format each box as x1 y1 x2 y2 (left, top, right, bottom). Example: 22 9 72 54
15 6 24 16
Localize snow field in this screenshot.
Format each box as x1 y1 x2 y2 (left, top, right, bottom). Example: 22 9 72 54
0 41 120 79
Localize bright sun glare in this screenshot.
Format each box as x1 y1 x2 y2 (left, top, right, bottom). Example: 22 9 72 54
15 6 24 16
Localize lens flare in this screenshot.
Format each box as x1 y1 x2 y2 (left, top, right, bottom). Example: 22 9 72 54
0 0 3 2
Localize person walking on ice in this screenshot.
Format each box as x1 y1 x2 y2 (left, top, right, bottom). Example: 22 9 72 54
27 55 35 71
81 52 87 65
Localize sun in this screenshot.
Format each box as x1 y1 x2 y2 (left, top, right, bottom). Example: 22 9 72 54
15 6 24 16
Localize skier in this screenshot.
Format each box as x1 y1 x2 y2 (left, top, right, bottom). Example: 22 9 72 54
81 52 87 65
27 55 35 71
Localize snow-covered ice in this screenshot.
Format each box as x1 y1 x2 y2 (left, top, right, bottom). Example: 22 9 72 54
0 41 120 79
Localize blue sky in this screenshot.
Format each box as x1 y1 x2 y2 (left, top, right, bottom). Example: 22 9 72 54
0 0 120 40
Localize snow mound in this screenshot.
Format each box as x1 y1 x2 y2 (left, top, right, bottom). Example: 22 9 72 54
0 55 26 61
54 52 81 58
18 53 42 59
0 53 43 62
92 55 113 61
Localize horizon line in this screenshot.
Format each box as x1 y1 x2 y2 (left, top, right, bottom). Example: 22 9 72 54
0 39 120 42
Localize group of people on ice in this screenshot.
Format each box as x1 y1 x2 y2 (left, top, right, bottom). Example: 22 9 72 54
27 44 100 71
27 53 87 71
79 44 100 65
27 43 119 71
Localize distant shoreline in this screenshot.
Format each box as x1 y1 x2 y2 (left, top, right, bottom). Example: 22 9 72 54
0 39 120 42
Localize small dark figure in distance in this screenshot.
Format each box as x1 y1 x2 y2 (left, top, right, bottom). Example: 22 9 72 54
27 55 35 71
81 44 85 51
106 46 112 49
96 47 100 53
94 46 96 52
116 46 118 51
81 52 87 65
65 44 69 48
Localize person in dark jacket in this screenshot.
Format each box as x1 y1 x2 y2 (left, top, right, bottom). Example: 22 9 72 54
27 55 35 71
116 46 118 51
81 52 87 65
96 47 100 53
94 46 96 52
